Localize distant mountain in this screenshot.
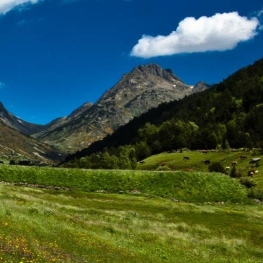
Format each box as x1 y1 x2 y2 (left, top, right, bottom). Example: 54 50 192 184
0 118 62 164
192 81 211 93
33 64 209 152
0 102 44 135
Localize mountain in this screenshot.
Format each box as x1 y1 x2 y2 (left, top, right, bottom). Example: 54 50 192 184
64 57 263 166
0 102 44 135
192 81 211 93
33 64 209 152
0 118 62 164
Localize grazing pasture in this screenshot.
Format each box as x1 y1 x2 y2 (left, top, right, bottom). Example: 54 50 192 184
137 150 262 179
0 184 263 263
0 159 262 262
0 166 248 203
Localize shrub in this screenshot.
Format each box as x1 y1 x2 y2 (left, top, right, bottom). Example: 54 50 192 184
239 177 256 188
248 188 263 200
208 162 226 174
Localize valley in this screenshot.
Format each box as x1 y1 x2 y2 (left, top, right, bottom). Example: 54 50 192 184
1 1 262 262
0 58 262 262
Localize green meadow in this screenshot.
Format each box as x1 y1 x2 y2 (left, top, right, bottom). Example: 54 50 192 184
136 149 261 174
0 149 262 263
1 184 263 263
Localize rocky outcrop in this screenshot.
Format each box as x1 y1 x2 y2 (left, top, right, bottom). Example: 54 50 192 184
192 81 210 93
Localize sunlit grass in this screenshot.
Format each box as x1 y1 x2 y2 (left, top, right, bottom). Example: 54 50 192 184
0 184 263 262
0 166 248 203
0 164 261 261
137 150 262 175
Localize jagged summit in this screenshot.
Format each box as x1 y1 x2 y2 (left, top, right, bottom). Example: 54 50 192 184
192 81 210 93
134 63 182 82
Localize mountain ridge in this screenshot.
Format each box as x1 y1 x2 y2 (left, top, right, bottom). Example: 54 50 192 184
33 63 209 152
0 117 62 164
0 102 44 135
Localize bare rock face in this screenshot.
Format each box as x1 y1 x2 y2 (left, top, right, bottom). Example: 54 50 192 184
33 64 209 152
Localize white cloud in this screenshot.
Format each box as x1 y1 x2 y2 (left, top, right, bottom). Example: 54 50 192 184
0 0 41 15
131 12 260 58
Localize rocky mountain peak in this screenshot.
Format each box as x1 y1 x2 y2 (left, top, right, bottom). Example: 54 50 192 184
135 63 181 82
192 81 210 93
34 63 204 152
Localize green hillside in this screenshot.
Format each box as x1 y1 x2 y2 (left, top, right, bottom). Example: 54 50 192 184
137 149 261 174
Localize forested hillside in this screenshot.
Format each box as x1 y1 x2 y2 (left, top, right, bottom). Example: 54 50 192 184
64 58 263 168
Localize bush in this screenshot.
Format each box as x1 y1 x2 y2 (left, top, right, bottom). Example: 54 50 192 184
208 162 226 174
248 188 263 200
239 177 256 188
230 166 243 178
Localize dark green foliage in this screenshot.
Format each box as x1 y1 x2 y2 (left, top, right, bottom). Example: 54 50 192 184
230 166 237 178
240 177 256 188
230 166 243 178
134 141 151 160
208 162 226 174
248 187 263 200
65 145 137 170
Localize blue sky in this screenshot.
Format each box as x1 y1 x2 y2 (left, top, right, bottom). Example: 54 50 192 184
0 0 262 124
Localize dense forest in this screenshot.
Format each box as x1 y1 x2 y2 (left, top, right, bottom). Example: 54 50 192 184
64 58 263 169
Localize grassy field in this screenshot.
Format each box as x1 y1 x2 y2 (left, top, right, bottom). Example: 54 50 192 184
136 149 262 173
0 153 262 262
0 166 248 203
1 184 263 263
137 149 263 185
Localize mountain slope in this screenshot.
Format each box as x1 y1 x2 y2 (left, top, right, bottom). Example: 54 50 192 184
34 64 209 152
0 119 62 164
0 102 44 135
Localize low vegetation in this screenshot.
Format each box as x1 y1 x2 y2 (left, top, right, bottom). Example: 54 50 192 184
0 152 262 262
1 184 263 262
0 165 248 203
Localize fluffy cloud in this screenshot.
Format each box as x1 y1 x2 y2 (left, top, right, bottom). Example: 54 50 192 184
0 0 40 15
131 12 260 58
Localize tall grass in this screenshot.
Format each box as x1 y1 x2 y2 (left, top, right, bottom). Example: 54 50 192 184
0 184 262 262
0 166 248 203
